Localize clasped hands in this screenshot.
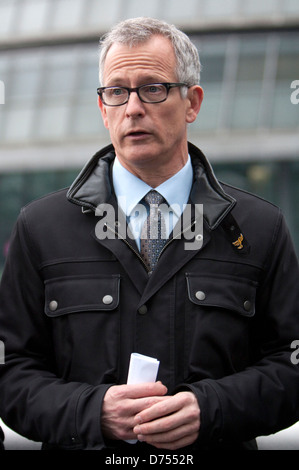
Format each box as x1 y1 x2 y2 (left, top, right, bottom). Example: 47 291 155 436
101 382 200 450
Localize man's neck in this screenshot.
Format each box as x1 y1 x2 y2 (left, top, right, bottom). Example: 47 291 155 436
116 157 189 188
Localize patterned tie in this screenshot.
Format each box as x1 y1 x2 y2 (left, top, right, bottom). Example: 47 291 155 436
140 190 168 273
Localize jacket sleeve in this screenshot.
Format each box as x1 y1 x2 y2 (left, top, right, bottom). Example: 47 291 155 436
178 211 299 446
0 211 111 449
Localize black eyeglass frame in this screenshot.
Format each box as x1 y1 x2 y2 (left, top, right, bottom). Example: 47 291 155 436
97 82 189 106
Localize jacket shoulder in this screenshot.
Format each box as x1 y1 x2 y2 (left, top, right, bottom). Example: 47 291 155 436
219 182 289 266
22 188 69 212
221 182 279 211
18 188 82 240
20 188 78 223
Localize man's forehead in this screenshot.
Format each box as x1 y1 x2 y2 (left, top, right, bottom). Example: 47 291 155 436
103 36 176 82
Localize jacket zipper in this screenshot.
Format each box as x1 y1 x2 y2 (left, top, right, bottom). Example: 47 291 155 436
104 223 150 272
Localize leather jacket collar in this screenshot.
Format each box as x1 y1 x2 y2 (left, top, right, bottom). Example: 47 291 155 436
67 142 236 230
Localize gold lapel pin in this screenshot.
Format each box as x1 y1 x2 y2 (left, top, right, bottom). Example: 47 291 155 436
232 233 244 250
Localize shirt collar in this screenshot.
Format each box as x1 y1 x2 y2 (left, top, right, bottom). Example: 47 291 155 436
112 155 193 217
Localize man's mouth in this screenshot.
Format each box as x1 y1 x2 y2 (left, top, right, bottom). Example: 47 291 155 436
126 130 150 138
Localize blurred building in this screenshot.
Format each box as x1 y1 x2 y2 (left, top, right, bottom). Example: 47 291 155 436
0 0 299 271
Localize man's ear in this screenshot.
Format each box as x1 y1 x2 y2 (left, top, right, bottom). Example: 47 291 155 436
185 86 204 124
98 95 109 129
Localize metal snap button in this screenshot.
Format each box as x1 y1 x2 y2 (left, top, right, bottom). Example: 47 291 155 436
49 300 58 312
244 300 252 312
195 291 206 301
138 305 148 315
102 295 113 305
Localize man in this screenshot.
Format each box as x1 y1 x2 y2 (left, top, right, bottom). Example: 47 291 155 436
0 17 298 453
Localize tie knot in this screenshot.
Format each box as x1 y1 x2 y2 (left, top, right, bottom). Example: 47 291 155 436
144 190 165 206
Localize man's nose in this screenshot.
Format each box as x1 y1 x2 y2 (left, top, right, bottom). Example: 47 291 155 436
125 91 146 117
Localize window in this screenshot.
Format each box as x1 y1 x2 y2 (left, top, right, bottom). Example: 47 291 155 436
0 0 17 37
49 0 85 30
17 0 49 33
192 38 226 131
161 0 199 22
271 36 299 128
4 107 35 141
231 38 267 129
7 53 43 102
87 0 122 28
126 0 161 19
202 0 239 18
284 0 299 14
242 0 279 16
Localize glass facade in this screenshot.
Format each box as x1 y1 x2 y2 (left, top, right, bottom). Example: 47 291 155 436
190 32 299 132
1 31 298 143
1 0 299 37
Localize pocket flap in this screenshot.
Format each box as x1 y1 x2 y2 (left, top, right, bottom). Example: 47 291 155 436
186 273 257 317
44 274 120 317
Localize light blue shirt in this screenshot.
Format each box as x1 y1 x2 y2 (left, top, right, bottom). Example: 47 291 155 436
112 155 193 249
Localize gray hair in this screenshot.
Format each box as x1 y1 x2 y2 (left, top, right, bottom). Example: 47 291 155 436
99 17 201 90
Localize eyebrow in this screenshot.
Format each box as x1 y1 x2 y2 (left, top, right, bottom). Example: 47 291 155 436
105 76 167 87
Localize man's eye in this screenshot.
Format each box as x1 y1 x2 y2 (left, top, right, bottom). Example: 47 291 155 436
145 85 162 93
111 88 125 96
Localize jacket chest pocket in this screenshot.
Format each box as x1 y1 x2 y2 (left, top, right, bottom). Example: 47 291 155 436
44 274 120 383
44 274 120 316
186 273 257 318
183 273 258 379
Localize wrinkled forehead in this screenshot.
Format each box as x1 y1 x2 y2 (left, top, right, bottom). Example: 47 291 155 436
102 36 177 84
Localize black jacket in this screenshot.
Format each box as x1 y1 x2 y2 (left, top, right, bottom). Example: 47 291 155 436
0 143 298 451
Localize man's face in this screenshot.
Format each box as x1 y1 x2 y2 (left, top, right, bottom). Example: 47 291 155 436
98 35 202 176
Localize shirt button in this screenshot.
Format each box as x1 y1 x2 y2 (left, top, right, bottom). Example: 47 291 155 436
102 295 113 305
138 305 148 315
244 300 252 312
49 300 58 312
195 291 206 301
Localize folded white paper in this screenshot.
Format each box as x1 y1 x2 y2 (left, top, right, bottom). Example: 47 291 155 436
127 352 160 385
126 353 160 444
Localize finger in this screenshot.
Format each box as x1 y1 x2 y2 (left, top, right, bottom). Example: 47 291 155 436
138 431 199 451
133 394 200 442
134 394 182 426
101 396 168 442
122 397 170 440
129 395 170 416
109 382 167 400
134 391 198 426
136 417 199 442
134 407 184 437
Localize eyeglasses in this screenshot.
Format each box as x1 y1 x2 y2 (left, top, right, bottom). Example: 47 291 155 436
97 82 188 106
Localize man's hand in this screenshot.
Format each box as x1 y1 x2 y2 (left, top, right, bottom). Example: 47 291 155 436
101 382 168 441
133 391 200 450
